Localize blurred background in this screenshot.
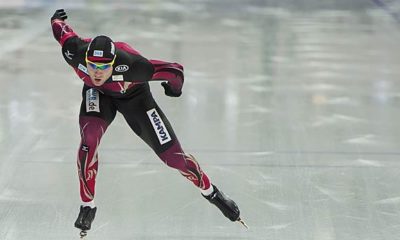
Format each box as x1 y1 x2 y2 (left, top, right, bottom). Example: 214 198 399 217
0 0 400 239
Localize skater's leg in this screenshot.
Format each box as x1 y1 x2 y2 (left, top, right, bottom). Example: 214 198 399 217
117 91 243 224
77 87 116 203
154 133 243 222
75 87 116 231
77 116 109 202
117 92 211 190
157 140 211 190
156 140 242 222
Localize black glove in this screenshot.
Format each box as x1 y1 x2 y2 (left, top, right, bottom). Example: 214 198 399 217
51 9 68 21
161 82 182 97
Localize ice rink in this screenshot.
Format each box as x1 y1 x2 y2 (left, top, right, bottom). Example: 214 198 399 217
1 0 400 239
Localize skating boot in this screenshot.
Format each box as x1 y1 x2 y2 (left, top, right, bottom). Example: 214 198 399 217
203 184 248 228
74 206 97 238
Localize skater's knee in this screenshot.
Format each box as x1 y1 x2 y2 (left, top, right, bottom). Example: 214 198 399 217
79 117 108 142
157 141 186 169
81 134 101 148
80 125 105 147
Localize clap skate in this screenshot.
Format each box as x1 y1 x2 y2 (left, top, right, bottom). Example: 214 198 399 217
203 184 248 229
74 206 97 238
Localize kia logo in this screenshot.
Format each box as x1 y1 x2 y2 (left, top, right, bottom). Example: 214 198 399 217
115 65 129 72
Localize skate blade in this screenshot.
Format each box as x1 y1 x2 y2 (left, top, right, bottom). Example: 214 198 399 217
80 230 87 239
237 218 249 229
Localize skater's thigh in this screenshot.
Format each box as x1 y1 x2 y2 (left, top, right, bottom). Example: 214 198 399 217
79 86 117 125
118 93 177 154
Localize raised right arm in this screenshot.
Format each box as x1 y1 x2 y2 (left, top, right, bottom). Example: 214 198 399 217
51 9 78 47
51 9 91 67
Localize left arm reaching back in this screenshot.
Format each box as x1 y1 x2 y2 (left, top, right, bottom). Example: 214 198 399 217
150 60 184 97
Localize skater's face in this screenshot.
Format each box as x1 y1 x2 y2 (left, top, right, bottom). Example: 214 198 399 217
86 55 115 86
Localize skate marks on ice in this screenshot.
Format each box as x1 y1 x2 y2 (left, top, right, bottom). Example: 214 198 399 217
311 114 366 127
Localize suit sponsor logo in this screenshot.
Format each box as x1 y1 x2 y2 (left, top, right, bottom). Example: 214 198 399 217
115 65 129 72
78 64 89 75
93 50 103 57
112 75 124 81
86 89 100 112
146 108 171 145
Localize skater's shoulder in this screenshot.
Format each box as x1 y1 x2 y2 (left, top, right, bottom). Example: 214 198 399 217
61 37 89 66
114 42 143 57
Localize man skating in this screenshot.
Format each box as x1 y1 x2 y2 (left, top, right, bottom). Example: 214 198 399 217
50 9 246 237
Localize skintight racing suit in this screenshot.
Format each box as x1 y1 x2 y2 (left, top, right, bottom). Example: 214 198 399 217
51 9 242 233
